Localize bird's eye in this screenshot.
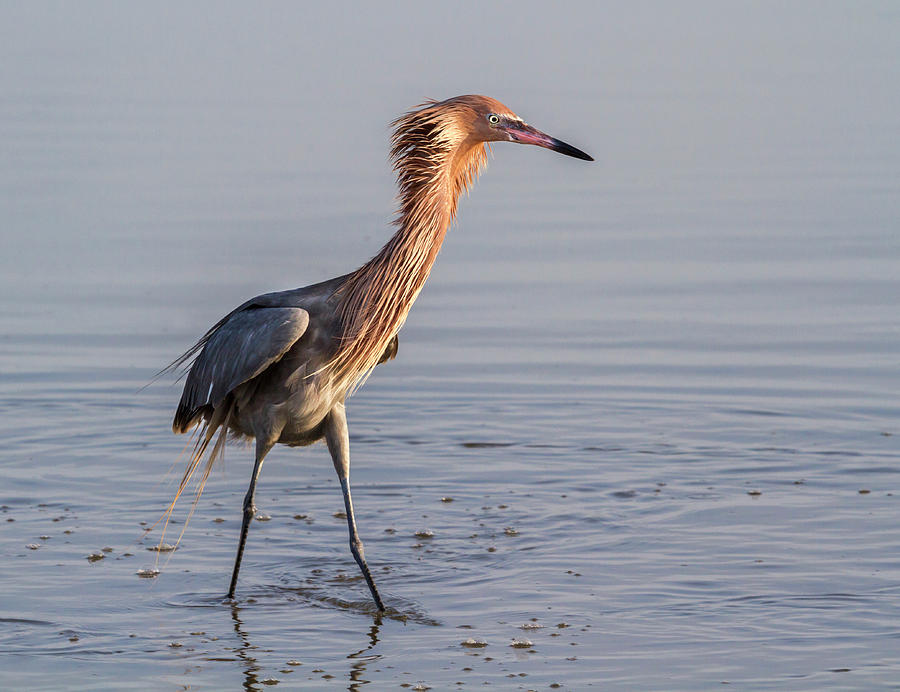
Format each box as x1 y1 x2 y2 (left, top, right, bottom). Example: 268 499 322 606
487 114 500 125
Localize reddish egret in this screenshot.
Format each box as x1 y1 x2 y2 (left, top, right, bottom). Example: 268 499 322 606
165 95 592 611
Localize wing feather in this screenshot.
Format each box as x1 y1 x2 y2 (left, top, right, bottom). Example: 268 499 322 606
173 306 309 432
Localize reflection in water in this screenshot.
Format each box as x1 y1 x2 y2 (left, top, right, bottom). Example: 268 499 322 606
347 618 382 690
229 604 263 692
228 599 382 690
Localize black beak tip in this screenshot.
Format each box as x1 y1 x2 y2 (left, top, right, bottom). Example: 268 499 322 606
552 138 594 162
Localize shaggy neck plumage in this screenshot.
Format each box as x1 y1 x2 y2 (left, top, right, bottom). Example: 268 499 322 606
330 100 488 391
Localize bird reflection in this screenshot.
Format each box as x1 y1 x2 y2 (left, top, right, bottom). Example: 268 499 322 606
230 603 264 692
348 617 382 691
228 599 383 690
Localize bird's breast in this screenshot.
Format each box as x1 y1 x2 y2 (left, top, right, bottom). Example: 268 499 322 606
227 324 348 446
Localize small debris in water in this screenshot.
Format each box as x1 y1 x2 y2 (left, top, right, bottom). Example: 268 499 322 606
414 529 434 539
487 546 496 552
384 527 396 534
136 568 160 578
509 638 532 648
440 497 454 503
747 490 762 497
148 543 176 552
256 513 272 521
503 527 519 536
87 551 105 561
460 638 488 648
859 489 871 494
26 543 40 550
68 635 79 642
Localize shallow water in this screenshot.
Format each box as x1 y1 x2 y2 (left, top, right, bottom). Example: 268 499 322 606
2 2 900 690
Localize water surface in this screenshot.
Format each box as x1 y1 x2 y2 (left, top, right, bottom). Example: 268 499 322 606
1 2 899 689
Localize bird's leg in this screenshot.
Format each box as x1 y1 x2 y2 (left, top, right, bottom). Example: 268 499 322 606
325 402 386 612
227 436 274 599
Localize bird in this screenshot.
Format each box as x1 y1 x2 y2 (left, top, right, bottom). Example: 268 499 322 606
163 95 592 612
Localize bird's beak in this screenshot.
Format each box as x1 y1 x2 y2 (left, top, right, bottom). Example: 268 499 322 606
504 122 594 161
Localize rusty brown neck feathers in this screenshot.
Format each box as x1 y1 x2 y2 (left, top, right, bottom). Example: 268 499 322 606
330 98 490 392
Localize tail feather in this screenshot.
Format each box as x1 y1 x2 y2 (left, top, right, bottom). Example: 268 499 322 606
154 401 234 556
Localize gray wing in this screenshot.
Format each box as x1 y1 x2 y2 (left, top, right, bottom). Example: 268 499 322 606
173 306 309 433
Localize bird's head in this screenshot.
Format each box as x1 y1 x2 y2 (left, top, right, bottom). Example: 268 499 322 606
389 95 592 217
441 94 593 161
